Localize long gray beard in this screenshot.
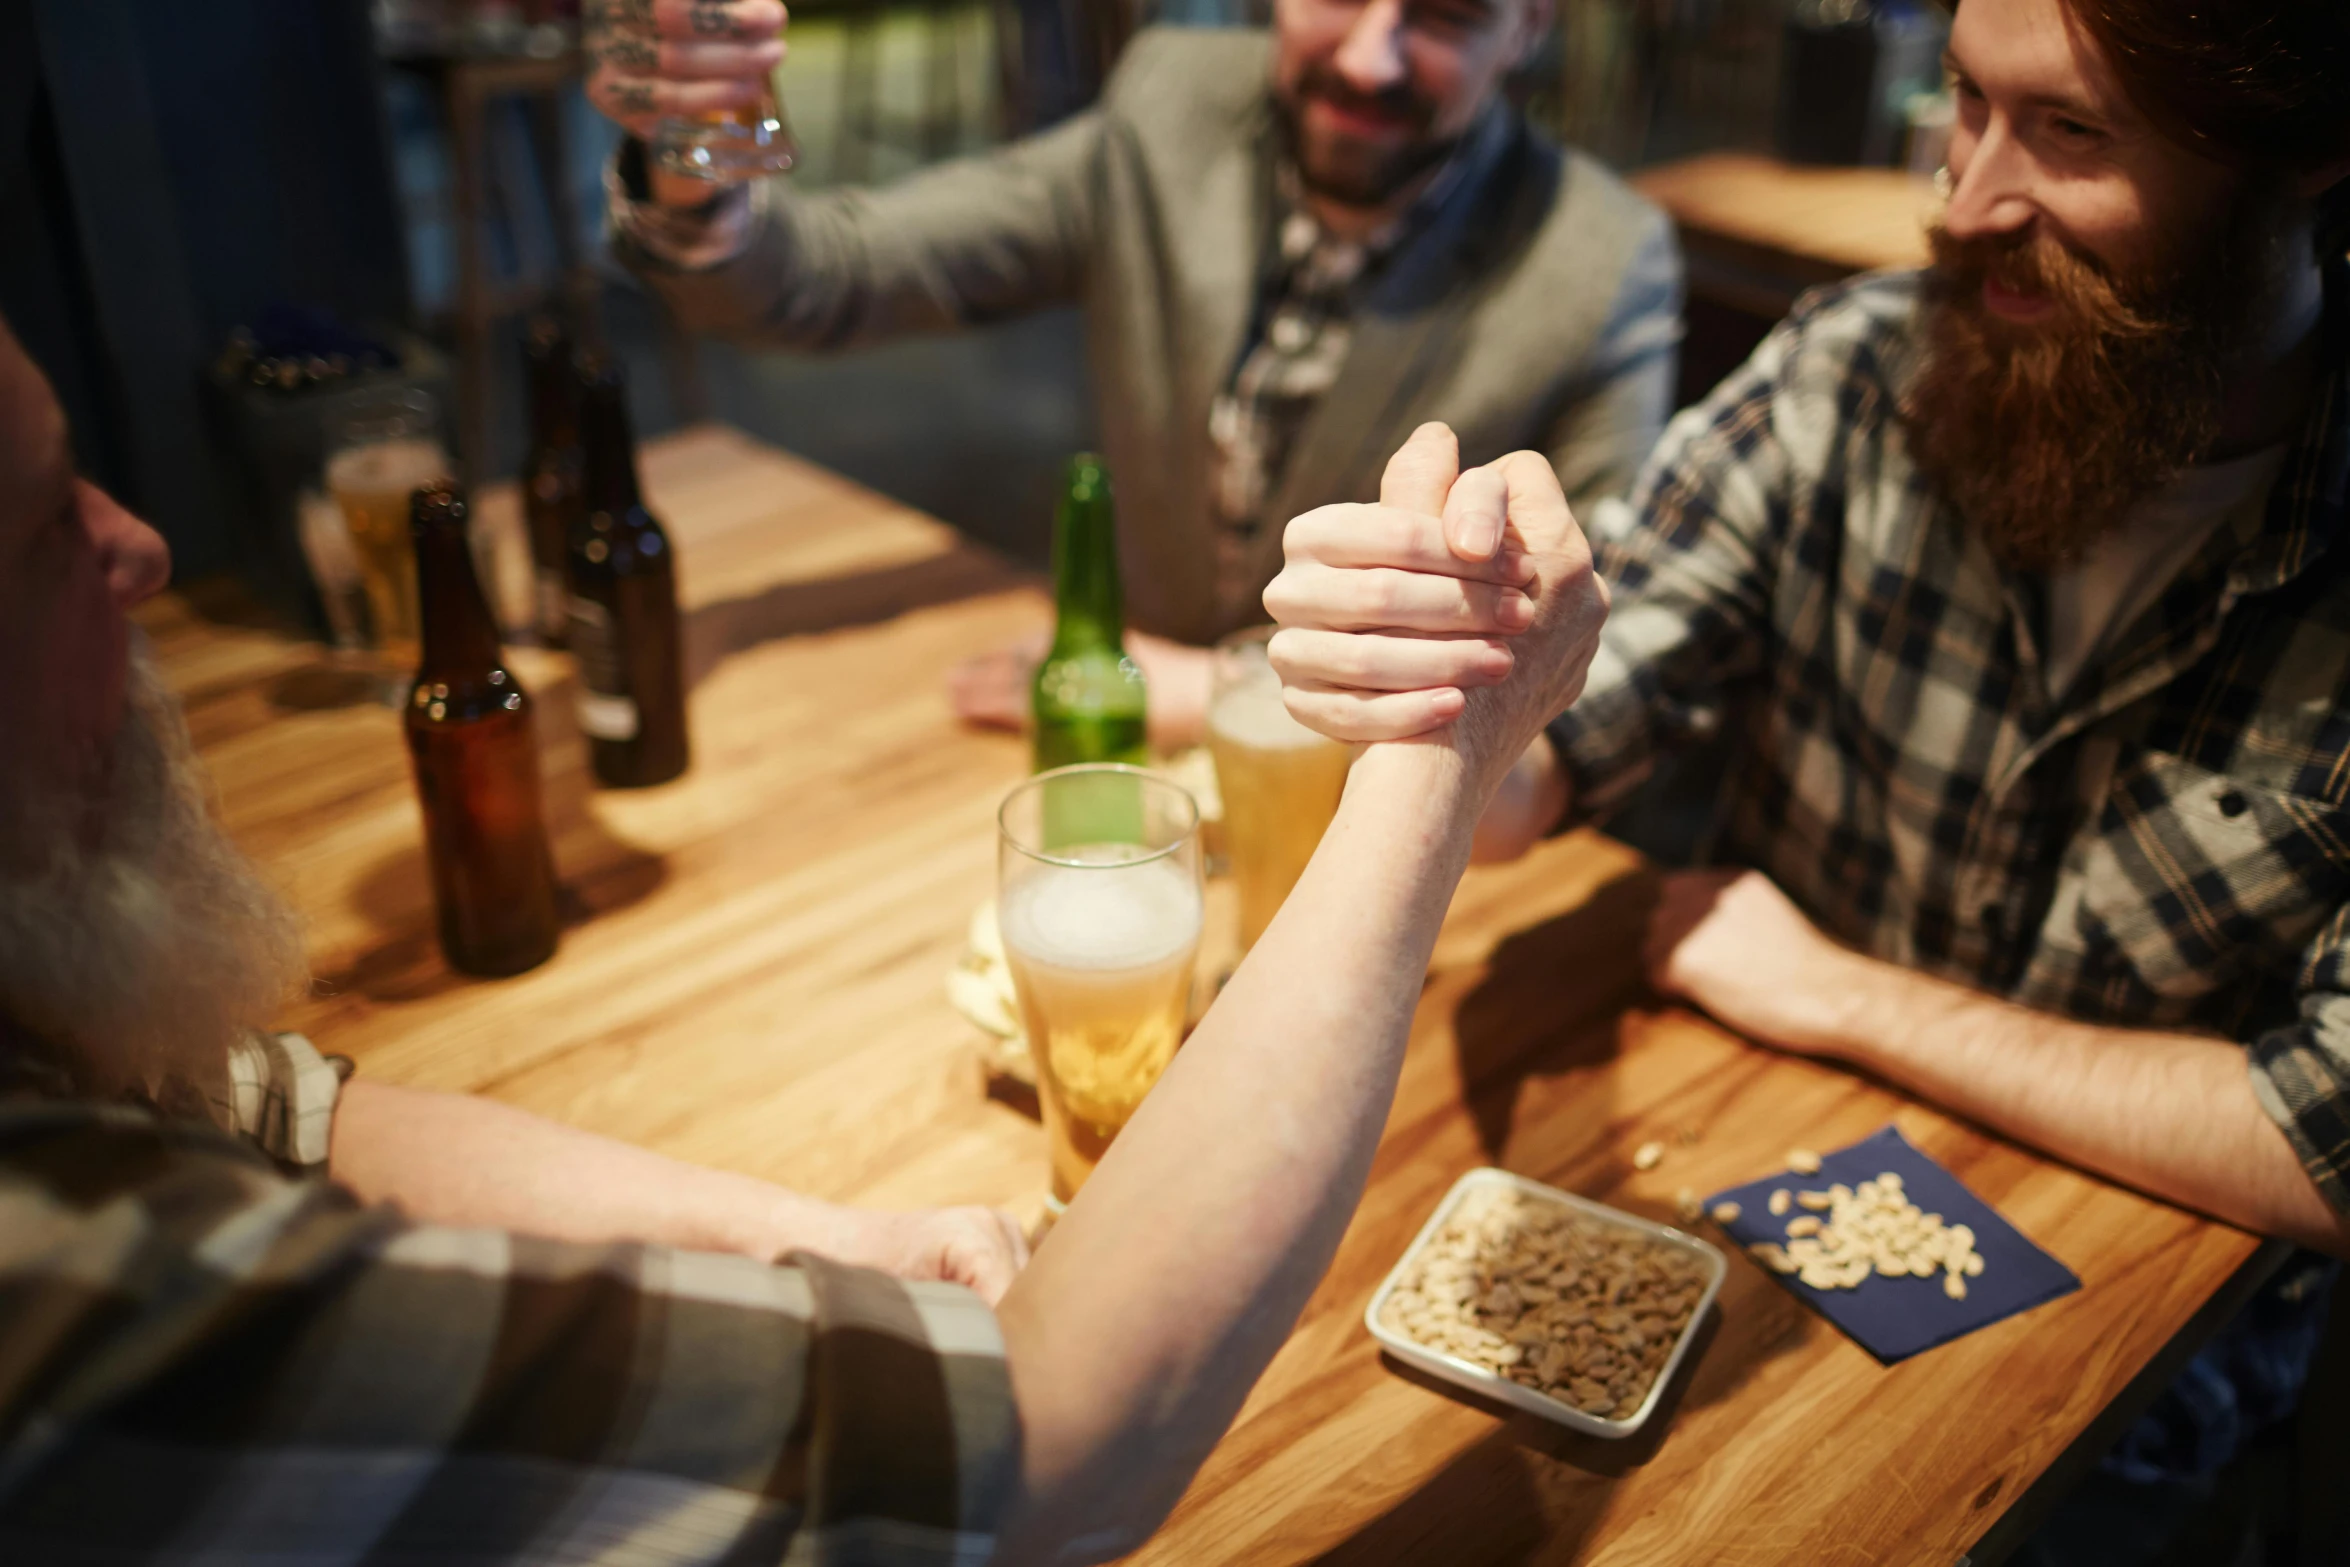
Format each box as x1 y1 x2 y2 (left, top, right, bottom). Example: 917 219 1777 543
0 641 308 1123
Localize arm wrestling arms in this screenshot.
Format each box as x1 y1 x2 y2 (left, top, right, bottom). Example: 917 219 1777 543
987 430 1609 1565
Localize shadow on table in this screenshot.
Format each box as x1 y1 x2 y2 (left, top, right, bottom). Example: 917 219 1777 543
267 664 391 711
1451 866 1660 1162
682 544 1033 690
1300 1413 1608 1567
1321 1300 1807 1560
314 663 669 1003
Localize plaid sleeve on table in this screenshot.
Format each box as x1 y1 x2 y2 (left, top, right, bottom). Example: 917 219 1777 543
2249 904 2350 1217
221 1030 345 1170
0 1102 1019 1565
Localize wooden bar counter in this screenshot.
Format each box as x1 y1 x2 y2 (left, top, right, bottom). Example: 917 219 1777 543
145 425 2272 1566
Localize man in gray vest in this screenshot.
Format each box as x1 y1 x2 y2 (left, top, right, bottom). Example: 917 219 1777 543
586 0 1679 742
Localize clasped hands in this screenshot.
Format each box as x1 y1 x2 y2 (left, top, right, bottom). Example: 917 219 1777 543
1261 422 1608 795
1265 424 1859 1052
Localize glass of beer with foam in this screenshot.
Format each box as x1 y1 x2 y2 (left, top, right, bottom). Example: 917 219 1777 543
1208 627 1356 952
325 390 451 673
998 765 1203 1209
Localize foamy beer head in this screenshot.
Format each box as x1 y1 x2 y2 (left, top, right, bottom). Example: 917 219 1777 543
326 436 448 513
1209 629 1353 951
997 766 1203 1204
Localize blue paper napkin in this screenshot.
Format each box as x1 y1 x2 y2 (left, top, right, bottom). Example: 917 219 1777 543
1705 1125 2079 1363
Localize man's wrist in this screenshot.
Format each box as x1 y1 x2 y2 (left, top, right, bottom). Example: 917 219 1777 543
1782 944 1918 1064
1345 739 1481 855
742 1186 857 1265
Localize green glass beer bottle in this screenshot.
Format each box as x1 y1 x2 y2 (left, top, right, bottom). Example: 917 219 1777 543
1032 454 1147 772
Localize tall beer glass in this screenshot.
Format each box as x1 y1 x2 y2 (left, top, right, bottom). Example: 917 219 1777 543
652 79 798 180
998 765 1203 1209
326 391 450 671
1208 627 1355 952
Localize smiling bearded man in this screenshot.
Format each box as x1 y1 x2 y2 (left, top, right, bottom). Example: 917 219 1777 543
1906 186 2302 569
1258 0 2350 1557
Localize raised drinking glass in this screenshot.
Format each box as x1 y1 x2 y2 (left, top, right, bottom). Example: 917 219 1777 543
652 79 798 181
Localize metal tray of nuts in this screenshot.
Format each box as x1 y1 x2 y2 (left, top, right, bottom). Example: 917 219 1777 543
1365 1167 1726 1440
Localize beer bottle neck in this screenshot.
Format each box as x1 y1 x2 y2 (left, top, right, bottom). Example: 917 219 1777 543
415 515 505 675
579 385 643 514
1050 475 1123 652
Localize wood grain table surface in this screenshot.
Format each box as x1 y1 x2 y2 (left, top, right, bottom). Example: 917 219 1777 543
145 424 2269 1567
1630 151 1938 286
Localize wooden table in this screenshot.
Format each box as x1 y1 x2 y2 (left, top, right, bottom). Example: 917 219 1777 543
147 426 2272 1566
1630 151 1939 407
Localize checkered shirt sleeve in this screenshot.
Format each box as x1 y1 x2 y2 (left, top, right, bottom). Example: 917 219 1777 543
1543 296 1811 818
0 1104 1019 1563
2248 923 2350 1215
221 1030 345 1170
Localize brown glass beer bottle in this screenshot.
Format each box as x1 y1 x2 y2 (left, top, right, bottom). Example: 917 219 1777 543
520 317 583 648
568 353 689 787
404 483 563 976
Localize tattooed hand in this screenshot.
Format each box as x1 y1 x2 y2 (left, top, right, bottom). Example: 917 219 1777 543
585 0 787 141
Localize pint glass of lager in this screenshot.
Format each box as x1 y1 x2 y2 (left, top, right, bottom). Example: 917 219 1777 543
998 765 1202 1208
1208 628 1355 952
326 391 450 672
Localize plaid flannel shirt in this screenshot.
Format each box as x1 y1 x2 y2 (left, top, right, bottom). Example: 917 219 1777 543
0 1032 1018 1563
1550 267 2350 1215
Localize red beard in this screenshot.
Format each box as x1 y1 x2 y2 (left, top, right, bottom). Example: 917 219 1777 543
1901 222 2231 570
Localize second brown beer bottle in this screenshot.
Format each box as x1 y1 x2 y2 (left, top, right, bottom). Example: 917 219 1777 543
568 353 689 787
520 316 583 648
405 483 563 976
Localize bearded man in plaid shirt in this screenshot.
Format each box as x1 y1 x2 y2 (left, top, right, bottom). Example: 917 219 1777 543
1265 0 2350 1554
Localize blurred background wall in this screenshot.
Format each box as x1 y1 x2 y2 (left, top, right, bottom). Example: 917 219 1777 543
1 0 408 578
3 0 1949 589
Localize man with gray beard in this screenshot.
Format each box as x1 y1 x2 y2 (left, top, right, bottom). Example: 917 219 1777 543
0 306 1628 1566
0 313 1038 1550
0 318 1035 1282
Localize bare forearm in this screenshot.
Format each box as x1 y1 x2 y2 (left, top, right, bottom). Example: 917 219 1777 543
1802 955 2345 1253
994 742 1480 1563
1472 735 1569 862
329 1079 843 1262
